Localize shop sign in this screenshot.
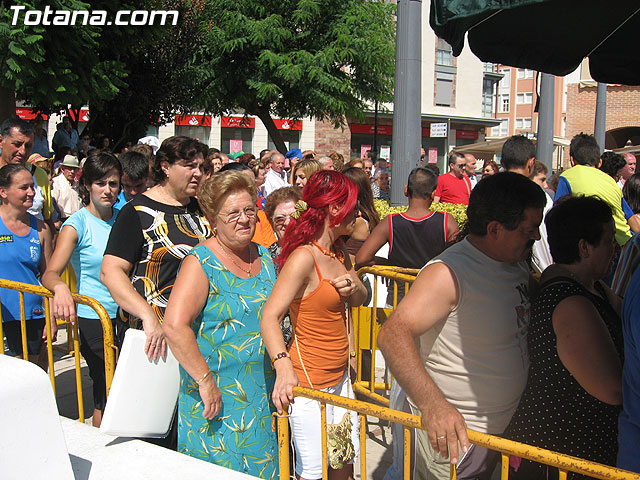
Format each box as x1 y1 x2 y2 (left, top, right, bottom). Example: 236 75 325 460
430 122 448 138
221 116 255 128
273 119 302 131
176 114 212 127
456 130 478 140
68 109 90 122
15 107 48 120
351 123 393 135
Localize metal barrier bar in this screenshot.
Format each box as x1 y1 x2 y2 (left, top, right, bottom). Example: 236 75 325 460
501 453 509 480
275 387 640 480
353 266 418 407
403 426 411 480
321 403 328 480
44 298 56 395
0 279 116 422
360 415 367 480
19 291 28 362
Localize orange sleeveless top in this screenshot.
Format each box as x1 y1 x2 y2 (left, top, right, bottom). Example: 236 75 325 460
288 247 349 389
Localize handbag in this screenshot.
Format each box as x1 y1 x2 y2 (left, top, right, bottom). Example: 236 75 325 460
294 304 355 470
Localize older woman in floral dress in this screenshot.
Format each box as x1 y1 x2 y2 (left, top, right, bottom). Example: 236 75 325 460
163 171 278 479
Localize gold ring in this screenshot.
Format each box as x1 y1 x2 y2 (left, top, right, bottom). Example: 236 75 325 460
437 435 446 440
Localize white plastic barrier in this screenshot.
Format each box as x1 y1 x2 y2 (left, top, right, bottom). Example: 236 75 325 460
0 354 74 479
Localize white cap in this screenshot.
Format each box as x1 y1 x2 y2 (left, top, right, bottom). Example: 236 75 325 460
137 136 161 155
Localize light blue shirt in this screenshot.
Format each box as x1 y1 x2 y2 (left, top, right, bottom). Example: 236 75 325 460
112 190 127 211
32 132 50 158
63 208 119 318
52 127 79 150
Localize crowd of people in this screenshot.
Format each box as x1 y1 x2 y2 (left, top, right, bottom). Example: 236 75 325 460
3 111 640 480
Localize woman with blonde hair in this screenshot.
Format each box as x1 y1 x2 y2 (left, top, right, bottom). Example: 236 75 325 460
163 171 278 478
291 158 322 189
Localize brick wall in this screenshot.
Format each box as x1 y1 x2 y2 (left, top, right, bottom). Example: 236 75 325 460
313 119 351 159
566 83 640 139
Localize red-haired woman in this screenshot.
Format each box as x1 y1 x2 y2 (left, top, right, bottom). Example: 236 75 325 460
261 170 367 480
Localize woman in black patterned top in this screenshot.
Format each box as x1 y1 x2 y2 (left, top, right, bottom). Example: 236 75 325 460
101 136 212 362
503 195 623 479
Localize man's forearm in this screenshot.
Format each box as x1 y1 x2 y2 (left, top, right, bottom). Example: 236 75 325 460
378 321 447 413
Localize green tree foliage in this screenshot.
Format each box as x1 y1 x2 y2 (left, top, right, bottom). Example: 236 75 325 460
87 0 205 149
0 0 130 121
189 0 396 153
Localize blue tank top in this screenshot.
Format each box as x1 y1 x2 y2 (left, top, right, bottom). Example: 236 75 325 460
0 214 44 321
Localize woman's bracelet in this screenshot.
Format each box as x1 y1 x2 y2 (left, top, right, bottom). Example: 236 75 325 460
196 370 213 385
271 351 291 366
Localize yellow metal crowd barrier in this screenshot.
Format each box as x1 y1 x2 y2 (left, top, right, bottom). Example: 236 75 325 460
353 266 419 406
275 387 640 480
0 278 117 423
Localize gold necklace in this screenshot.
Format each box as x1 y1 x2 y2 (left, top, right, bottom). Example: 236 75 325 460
217 238 253 276
311 241 344 264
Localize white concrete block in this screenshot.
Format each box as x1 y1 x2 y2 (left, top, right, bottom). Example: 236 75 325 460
0 355 74 479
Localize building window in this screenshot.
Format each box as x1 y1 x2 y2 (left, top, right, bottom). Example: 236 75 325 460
515 118 532 130
516 92 533 104
498 94 510 113
221 127 253 154
268 130 300 151
492 119 509 137
517 68 534 79
482 78 495 117
435 71 454 107
175 125 210 145
499 69 511 91
436 38 453 66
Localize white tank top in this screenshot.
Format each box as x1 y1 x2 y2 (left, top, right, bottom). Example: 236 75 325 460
414 237 531 434
27 174 44 220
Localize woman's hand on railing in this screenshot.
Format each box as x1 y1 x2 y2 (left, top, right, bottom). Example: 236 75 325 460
199 375 222 419
272 362 299 414
51 284 77 325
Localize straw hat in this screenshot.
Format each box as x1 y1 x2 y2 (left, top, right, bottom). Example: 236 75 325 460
60 155 80 169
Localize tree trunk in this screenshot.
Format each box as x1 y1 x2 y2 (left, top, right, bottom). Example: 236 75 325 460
254 106 287 154
0 84 16 121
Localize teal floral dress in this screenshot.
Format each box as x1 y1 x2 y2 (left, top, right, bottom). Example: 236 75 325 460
177 243 278 479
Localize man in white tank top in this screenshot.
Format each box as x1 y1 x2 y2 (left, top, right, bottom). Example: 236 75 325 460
379 172 546 480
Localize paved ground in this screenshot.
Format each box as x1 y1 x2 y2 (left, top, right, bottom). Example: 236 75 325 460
49 328 397 479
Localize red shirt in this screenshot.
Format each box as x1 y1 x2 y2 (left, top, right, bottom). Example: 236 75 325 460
434 173 472 205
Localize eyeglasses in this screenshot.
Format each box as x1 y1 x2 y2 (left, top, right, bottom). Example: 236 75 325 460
218 206 257 223
273 213 294 228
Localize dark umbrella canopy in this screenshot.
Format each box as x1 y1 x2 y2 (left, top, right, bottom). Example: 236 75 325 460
430 0 640 85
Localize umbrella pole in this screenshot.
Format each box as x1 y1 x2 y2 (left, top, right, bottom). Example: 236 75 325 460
594 83 607 154
391 0 422 207
536 73 555 175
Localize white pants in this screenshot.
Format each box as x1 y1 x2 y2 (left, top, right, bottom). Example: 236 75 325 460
289 371 360 478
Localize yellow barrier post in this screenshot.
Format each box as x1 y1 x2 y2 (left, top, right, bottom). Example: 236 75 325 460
274 412 290 480
360 414 367 480
0 279 117 423
44 298 56 396
403 427 411 480
320 402 328 480
19 291 28 362
501 453 509 480
352 266 418 406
